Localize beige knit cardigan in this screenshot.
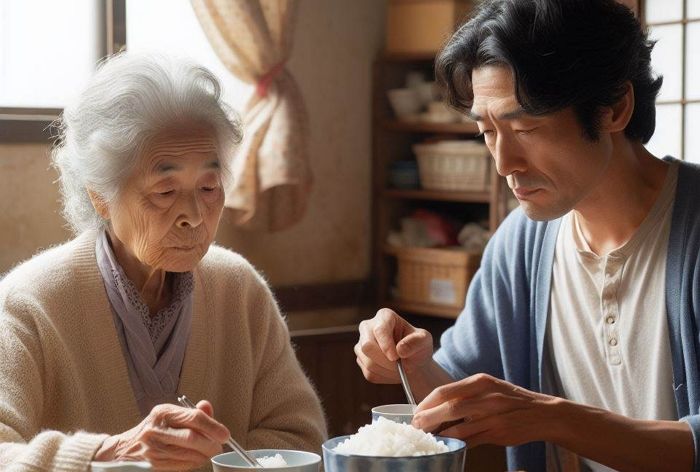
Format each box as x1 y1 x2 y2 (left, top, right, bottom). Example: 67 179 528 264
0 231 327 471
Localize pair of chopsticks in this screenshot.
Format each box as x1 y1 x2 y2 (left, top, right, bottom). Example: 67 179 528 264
177 395 262 468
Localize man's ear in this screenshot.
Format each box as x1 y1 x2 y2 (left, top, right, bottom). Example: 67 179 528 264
87 189 110 220
599 81 634 134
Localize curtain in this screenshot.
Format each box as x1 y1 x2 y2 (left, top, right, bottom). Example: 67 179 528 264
191 0 312 231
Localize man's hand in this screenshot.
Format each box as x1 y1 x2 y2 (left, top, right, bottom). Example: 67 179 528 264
413 373 695 472
94 400 230 470
412 373 559 447
355 308 434 384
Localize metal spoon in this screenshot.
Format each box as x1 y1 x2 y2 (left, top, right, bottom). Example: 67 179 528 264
177 395 262 468
397 359 417 406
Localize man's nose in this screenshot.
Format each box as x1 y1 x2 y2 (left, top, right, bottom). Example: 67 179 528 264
492 135 526 177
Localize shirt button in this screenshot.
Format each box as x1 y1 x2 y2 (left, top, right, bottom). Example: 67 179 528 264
606 316 615 324
609 338 618 346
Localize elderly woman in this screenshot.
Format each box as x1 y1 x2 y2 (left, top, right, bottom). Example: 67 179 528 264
0 53 326 470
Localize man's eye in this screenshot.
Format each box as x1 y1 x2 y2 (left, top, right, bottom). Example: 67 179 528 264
477 130 495 138
158 190 175 196
516 128 537 136
201 186 217 192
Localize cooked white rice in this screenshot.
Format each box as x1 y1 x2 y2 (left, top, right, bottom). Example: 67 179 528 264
256 453 288 467
333 416 449 457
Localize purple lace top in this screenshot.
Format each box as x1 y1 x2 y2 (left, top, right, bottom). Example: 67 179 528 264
95 230 194 416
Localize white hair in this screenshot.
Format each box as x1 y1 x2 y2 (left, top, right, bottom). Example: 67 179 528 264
51 52 242 233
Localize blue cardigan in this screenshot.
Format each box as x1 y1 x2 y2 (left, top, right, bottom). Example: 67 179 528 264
434 158 700 471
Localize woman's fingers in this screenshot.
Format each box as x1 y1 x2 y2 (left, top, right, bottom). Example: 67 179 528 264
196 399 214 417
142 440 212 470
143 425 223 459
151 404 230 444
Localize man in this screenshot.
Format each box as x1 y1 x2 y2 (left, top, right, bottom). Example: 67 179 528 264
355 1 700 470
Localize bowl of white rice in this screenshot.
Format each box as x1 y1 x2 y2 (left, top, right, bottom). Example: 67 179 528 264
211 449 321 471
322 417 466 472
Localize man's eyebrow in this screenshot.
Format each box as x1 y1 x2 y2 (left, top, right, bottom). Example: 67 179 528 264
467 107 527 121
499 107 527 120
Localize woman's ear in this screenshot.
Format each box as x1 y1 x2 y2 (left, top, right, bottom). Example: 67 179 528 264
87 189 110 220
599 81 635 134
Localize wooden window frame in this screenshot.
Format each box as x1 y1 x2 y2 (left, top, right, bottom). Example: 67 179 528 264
0 0 125 143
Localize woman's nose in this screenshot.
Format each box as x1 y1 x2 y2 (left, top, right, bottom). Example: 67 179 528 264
177 194 203 228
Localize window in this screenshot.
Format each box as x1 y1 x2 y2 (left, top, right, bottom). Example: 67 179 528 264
0 0 122 142
0 0 248 142
644 0 700 163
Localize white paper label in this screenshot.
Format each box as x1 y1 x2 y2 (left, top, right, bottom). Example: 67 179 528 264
429 279 456 305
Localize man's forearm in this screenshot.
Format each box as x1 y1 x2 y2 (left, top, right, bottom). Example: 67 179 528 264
408 359 455 402
549 398 694 472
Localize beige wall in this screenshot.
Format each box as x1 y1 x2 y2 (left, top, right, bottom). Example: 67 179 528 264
0 144 71 273
215 0 384 286
0 0 385 287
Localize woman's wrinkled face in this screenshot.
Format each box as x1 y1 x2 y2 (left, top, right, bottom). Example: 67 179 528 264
108 130 225 273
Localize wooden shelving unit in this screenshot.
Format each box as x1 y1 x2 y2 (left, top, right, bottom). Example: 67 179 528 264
382 119 480 134
371 56 510 320
382 188 491 203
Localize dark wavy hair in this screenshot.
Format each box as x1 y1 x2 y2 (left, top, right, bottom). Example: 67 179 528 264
436 0 662 142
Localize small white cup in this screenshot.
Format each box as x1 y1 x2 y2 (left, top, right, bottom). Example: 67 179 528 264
371 403 417 424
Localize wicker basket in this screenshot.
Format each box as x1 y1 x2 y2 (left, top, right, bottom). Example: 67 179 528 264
413 140 490 192
396 247 482 308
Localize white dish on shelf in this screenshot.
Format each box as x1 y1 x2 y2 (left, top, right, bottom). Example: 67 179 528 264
387 88 422 117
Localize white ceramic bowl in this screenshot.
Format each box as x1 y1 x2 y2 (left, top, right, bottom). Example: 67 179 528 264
211 449 321 471
371 403 416 424
322 435 466 472
416 81 438 106
387 88 422 117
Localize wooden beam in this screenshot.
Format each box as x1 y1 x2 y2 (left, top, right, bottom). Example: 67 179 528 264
274 279 371 313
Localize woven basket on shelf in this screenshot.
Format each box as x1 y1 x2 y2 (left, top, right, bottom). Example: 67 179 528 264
396 246 482 308
413 140 490 192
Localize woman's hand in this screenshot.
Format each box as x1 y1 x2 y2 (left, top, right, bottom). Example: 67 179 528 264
412 373 560 447
94 400 230 470
354 308 434 384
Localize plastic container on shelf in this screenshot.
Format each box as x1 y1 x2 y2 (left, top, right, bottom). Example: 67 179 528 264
389 160 420 189
413 140 490 192
395 246 481 308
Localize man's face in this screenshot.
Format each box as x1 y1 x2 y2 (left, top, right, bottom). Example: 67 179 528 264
107 130 225 273
470 66 613 221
